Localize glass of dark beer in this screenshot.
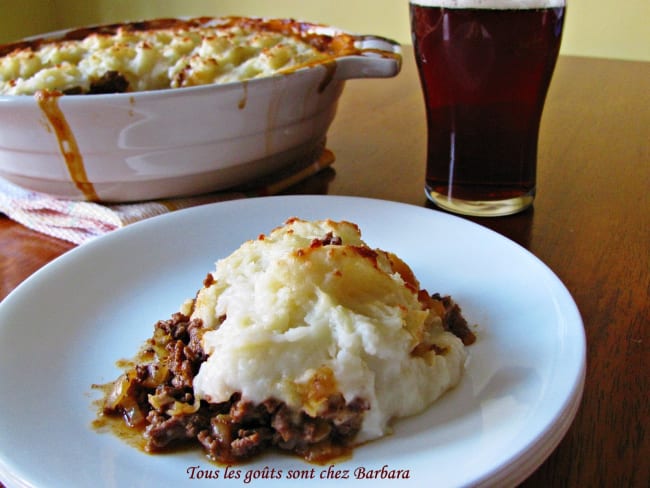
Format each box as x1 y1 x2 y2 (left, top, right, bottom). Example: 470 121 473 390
410 0 566 216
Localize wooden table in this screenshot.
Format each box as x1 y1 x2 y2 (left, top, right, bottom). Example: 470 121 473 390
1 49 648 487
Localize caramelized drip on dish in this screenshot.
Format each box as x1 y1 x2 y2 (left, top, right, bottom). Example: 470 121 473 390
35 90 99 201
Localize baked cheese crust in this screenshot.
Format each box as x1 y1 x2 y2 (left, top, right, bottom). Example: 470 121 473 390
0 17 359 95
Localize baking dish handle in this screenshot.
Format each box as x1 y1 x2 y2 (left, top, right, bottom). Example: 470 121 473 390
334 36 402 80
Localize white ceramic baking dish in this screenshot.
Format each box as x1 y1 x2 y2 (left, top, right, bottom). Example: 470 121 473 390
0 17 401 202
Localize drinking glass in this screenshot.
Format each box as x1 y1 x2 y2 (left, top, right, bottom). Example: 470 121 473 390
410 0 566 216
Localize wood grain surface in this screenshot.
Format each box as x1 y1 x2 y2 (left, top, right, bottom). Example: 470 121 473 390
1 50 648 487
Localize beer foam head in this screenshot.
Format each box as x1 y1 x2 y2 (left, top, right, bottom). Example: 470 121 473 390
410 0 566 8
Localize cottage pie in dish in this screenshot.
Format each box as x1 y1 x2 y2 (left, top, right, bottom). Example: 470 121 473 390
0 16 369 95
96 218 475 463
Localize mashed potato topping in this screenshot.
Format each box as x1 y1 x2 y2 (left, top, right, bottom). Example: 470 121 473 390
98 218 474 462
189 218 468 443
0 17 358 95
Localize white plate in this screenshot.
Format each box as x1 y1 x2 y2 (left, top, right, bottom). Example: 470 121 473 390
0 195 585 488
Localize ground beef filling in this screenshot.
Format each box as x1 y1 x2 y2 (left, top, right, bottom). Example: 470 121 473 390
101 292 473 463
101 311 369 463
61 70 130 94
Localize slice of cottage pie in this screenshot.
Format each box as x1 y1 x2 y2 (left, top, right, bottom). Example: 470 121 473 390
97 218 475 463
